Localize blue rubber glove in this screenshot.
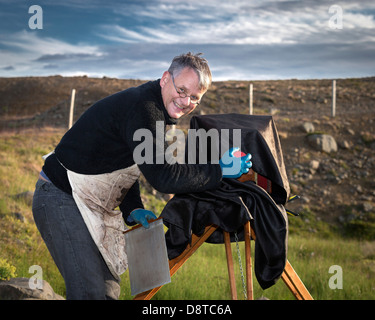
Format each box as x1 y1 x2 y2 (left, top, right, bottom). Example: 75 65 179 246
219 147 252 179
130 209 157 229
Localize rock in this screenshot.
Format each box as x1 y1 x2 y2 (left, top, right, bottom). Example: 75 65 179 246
278 131 288 139
361 131 375 144
12 212 25 222
309 160 320 171
346 128 355 136
0 277 65 300
307 134 338 153
362 202 374 213
289 183 300 194
317 97 328 104
269 107 279 115
355 185 363 194
301 122 315 133
338 140 350 149
13 191 34 206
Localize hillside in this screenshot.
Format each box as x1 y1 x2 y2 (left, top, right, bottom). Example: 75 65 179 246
1 75 375 237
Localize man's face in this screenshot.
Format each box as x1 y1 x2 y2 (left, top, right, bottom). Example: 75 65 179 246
160 67 207 119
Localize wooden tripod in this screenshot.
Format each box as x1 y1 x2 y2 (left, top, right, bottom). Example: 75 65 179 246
223 221 313 300
133 221 313 300
134 169 313 300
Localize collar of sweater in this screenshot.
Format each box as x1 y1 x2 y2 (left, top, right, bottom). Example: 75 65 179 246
153 79 178 126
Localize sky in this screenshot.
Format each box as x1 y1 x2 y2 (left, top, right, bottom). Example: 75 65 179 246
0 0 374 81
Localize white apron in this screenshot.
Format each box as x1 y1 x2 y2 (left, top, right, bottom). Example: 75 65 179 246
66 164 141 279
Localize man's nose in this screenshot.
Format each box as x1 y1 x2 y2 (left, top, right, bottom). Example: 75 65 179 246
180 96 191 107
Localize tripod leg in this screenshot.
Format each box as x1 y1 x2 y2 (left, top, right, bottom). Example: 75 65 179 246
281 260 314 300
224 231 238 300
244 221 254 300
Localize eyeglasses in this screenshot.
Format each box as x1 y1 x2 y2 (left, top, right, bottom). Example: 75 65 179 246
171 75 201 106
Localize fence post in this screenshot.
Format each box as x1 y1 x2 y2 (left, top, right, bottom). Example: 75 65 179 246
249 83 253 115
331 80 336 117
68 89 76 129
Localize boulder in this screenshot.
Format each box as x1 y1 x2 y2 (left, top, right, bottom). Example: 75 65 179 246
307 134 338 153
0 277 65 300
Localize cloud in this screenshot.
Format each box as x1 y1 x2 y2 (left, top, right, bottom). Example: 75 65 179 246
1 1 374 80
0 30 103 76
98 25 176 44
35 53 102 62
0 30 101 56
100 0 375 46
1 65 14 71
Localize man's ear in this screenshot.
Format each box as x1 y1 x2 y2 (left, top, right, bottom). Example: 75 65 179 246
160 71 170 88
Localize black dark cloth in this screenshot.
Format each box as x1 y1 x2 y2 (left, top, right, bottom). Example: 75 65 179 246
161 114 289 289
43 80 222 220
161 179 288 290
189 113 290 204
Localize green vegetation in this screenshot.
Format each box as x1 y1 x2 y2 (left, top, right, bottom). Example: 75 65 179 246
1 128 374 300
0 128 67 296
0 258 17 281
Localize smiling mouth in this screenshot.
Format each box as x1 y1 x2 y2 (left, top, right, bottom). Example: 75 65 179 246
173 100 186 111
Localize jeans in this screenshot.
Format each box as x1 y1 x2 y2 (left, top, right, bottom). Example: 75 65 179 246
32 179 121 300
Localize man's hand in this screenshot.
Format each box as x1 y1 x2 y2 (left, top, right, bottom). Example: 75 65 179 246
219 147 252 179
130 209 157 229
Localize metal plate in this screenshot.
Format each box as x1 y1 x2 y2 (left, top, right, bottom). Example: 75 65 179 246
124 218 171 296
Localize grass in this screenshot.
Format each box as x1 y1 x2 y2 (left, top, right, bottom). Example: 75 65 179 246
1 128 375 300
0 127 66 296
118 235 375 300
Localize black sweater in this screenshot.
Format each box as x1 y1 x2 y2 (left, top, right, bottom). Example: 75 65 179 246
43 80 222 219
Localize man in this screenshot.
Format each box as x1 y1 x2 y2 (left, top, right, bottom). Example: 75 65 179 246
32 52 251 299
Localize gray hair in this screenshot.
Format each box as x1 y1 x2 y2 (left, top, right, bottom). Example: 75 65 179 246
168 52 212 91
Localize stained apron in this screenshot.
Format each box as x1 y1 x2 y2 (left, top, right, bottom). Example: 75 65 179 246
66 164 141 279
